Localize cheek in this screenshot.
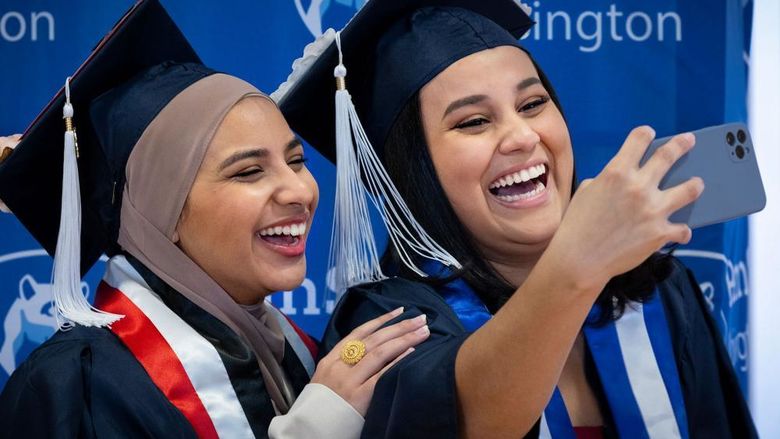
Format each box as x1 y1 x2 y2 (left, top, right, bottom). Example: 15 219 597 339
429 142 490 200
182 186 262 246
556 145 574 198
538 117 574 191
428 142 494 231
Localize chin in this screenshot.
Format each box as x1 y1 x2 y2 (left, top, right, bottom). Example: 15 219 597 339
262 266 307 293
506 222 560 248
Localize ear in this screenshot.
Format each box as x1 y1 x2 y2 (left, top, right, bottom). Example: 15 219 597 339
19 275 36 300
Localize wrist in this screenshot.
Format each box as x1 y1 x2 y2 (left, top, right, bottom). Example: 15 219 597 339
533 239 608 300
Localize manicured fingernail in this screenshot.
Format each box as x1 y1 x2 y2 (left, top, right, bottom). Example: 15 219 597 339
414 314 427 324
681 132 695 145
406 347 415 354
415 325 430 336
391 307 404 316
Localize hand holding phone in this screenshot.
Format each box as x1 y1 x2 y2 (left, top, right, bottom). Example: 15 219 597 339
641 123 766 228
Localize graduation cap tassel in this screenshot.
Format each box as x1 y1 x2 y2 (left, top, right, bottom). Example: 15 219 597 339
330 38 387 293
52 77 123 329
330 33 461 293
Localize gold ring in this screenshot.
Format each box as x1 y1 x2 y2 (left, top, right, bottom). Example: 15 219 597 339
340 340 366 365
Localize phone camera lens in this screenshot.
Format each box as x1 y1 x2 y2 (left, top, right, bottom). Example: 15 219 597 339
737 129 747 143
726 132 735 145
735 144 745 159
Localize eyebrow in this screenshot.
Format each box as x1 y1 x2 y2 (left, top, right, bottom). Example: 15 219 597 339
441 77 544 119
443 95 487 118
517 77 542 91
218 137 302 170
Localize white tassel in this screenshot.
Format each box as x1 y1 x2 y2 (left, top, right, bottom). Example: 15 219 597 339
329 33 461 293
52 77 123 329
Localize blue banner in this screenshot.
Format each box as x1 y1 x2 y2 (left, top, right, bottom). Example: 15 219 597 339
0 0 752 394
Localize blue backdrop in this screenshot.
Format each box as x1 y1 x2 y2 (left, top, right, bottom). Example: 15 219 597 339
0 0 753 394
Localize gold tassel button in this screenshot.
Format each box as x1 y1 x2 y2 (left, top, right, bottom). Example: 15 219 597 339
65 117 80 159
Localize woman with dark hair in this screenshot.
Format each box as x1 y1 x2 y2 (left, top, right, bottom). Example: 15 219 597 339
276 0 757 438
0 2 429 437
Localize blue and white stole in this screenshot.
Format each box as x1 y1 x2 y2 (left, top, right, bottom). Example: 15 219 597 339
433 268 689 439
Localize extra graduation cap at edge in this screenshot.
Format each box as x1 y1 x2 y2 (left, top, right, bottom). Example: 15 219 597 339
273 0 536 292
0 0 223 328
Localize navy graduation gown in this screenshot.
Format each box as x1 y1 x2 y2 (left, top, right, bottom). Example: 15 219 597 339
0 257 312 439
321 258 757 438
0 325 197 438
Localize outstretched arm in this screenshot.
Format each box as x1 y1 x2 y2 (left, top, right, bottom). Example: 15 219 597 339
456 127 704 438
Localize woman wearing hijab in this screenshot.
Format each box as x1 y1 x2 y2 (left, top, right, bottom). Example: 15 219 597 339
0 2 428 438
276 0 757 438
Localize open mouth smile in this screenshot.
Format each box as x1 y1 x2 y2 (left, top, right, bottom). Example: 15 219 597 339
258 222 307 246
488 164 548 202
256 219 308 257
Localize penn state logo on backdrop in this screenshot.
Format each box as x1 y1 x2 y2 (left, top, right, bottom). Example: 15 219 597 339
293 0 367 37
0 249 105 380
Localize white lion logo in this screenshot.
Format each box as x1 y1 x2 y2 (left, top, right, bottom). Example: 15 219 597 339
0 274 89 375
294 0 367 37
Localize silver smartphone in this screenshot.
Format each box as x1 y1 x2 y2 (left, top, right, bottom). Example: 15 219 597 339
641 122 766 229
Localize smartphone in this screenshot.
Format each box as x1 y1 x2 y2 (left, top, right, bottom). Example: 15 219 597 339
641 122 766 229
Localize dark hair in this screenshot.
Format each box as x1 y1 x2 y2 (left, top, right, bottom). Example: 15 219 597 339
380 52 672 322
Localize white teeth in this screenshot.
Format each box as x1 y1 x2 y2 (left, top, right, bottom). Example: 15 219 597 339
519 169 530 182
489 164 547 189
258 223 308 237
495 181 546 202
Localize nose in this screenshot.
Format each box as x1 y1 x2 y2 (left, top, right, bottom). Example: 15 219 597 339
497 117 540 155
275 167 316 208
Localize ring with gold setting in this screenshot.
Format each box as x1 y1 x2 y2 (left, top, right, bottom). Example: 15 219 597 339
340 340 366 365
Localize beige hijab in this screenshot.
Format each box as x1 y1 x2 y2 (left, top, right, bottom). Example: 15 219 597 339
117 73 295 413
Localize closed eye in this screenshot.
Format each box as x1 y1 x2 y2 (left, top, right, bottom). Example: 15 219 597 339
233 167 263 179
454 117 489 130
519 96 549 114
288 156 308 171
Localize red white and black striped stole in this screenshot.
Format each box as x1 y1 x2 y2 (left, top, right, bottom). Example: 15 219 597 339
95 255 317 438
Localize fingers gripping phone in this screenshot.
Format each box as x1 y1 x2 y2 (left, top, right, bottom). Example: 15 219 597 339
641 123 766 229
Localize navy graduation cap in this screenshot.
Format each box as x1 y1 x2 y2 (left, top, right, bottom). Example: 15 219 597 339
273 0 534 292
0 0 215 326
0 0 206 273
276 0 534 162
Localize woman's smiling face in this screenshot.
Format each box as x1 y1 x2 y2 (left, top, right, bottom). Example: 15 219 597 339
176 97 319 304
419 46 573 268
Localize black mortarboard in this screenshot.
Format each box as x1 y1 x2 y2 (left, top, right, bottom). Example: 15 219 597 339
273 0 532 292
0 0 211 276
276 0 533 161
